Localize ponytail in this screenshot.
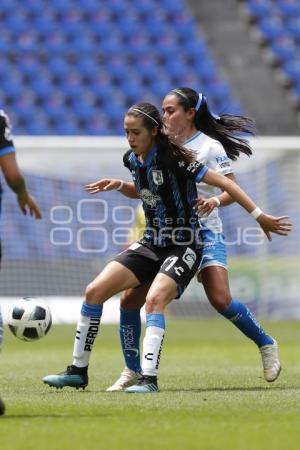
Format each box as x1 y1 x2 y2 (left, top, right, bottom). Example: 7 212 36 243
169 88 256 161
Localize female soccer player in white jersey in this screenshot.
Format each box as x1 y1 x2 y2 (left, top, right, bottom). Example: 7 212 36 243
43 102 290 394
104 88 291 392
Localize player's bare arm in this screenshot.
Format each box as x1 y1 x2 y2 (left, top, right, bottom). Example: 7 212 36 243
195 172 237 217
85 179 139 198
201 169 292 240
0 152 42 219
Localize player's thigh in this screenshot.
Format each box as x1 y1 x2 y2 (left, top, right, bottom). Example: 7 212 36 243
145 273 178 313
145 245 201 312
86 261 140 303
121 281 152 310
201 265 232 310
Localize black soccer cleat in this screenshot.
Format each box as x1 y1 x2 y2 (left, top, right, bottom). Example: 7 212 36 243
125 375 159 393
42 365 88 390
0 396 5 416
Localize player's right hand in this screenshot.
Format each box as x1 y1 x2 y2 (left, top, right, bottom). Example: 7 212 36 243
17 192 42 219
85 178 121 194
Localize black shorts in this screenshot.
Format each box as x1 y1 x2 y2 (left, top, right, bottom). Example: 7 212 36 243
114 242 201 298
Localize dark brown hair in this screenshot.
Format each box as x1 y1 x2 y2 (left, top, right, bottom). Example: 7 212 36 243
167 88 256 161
126 102 196 164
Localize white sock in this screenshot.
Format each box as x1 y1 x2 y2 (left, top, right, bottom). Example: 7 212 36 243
142 326 165 376
72 315 101 368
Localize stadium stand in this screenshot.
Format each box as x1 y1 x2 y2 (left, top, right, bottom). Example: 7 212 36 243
0 0 241 135
243 0 300 107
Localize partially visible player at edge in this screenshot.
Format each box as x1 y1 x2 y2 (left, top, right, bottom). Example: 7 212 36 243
0 110 42 415
94 89 291 392
43 102 291 393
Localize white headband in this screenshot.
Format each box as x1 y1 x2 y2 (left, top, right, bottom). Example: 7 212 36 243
130 108 159 125
195 93 203 111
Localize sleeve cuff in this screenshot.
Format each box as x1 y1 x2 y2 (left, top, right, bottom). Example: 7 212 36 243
195 165 208 183
0 145 15 157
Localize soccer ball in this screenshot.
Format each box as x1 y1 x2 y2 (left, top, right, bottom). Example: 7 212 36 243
7 297 52 341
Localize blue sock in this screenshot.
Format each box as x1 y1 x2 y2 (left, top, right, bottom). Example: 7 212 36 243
221 299 274 347
81 302 103 318
146 313 165 329
119 308 142 372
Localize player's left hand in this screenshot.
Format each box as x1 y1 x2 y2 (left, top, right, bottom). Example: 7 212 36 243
17 192 42 219
256 214 292 241
85 178 121 193
193 196 219 217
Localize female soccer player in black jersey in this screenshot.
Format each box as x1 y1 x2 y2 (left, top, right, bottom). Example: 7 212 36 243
0 110 42 415
43 103 291 393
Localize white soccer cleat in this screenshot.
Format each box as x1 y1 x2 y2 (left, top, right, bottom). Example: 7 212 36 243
259 340 281 382
106 367 142 392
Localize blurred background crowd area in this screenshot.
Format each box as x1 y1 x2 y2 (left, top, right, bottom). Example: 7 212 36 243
0 0 300 135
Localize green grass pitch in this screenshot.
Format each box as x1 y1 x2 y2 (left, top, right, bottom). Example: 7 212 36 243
0 319 299 450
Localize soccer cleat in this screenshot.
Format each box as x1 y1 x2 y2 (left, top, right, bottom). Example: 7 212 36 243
0 396 5 416
42 365 88 390
125 375 159 393
106 367 142 392
260 340 281 382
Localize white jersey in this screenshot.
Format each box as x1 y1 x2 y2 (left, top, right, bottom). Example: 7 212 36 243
184 131 233 233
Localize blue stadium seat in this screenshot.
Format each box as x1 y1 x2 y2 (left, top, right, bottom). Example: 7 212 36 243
270 36 297 62
283 58 300 83
278 0 300 18
286 18 300 41
246 0 275 19
47 58 70 80
17 56 41 79
0 0 243 134
259 17 285 41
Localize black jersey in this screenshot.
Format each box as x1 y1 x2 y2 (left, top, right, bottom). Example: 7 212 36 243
0 110 15 212
0 111 14 155
123 145 208 248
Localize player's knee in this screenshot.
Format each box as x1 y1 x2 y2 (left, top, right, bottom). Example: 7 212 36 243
145 293 165 314
85 282 101 304
209 292 232 312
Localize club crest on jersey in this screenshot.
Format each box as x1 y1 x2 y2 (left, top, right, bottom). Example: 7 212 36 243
152 170 164 185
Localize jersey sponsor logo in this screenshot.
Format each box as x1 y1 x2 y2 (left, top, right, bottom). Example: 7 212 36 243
186 161 202 173
215 156 229 163
122 324 139 358
84 317 100 351
219 162 231 169
156 334 165 370
140 189 161 208
182 247 197 269
152 170 164 185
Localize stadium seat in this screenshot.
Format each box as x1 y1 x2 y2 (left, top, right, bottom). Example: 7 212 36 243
283 59 300 83
286 18 300 41
258 17 285 41
278 0 300 18
245 0 276 19
270 36 297 63
0 0 243 134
